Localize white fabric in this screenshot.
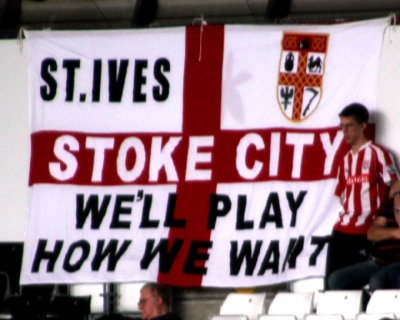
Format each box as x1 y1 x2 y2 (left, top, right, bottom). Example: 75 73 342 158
21 18 388 287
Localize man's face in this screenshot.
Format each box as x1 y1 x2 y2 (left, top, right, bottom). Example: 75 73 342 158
139 288 162 320
340 116 365 146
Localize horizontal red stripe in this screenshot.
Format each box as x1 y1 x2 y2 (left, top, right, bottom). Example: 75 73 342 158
29 126 355 186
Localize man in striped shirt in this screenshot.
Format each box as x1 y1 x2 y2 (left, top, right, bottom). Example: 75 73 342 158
325 103 399 289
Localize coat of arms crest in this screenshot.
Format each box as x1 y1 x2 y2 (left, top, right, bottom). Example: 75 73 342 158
278 32 329 122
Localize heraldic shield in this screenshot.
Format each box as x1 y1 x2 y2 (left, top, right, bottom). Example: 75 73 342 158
278 32 329 122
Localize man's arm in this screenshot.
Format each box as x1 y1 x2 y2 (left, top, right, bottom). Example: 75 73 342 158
367 216 400 242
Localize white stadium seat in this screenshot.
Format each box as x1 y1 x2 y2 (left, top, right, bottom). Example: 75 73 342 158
259 314 297 320
305 314 345 320
70 283 106 315
362 290 400 318
316 290 363 320
220 292 266 320
115 282 145 315
289 277 324 310
267 292 314 320
289 277 324 293
356 313 396 320
212 315 250 320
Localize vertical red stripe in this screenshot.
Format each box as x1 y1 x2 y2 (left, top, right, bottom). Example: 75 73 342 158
343 155 352 214
158 25 224 287
369 149 378 215
352 149 364 223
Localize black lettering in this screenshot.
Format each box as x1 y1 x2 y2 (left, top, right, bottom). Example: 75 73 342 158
164 193 186 228
236 195 253 230
110 195 134 229
76 194 111 229
63 240 90 272
31 239 63 272
40 58 57 101
259 193 283 228
208 194 231 229
153 58 170 101
230 240 262 276
91 239 131 271
258 240 280 275
286 191 307 227
92 59 102 102
183 240 212 275
282 237 304 271
109 59 128 102
139 194 159 228
310 236 330 266
63 59 80 102
140 239 183 272
133 60 148 102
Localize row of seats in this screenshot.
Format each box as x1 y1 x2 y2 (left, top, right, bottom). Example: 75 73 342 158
0 243 147 320
212 279 400 320
268 290 400 320
0 277 145 320
71 282 144 316
0 242 394 320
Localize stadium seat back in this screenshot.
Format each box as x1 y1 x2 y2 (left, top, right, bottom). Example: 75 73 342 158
366 290 400 317
268 292 314 319
316 290 363 320
220 292 266 320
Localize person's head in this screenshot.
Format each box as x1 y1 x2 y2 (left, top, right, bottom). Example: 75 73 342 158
139 282 170 320
339 103 369 148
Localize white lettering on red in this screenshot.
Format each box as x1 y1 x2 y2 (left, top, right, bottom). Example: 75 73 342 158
347 174 369 185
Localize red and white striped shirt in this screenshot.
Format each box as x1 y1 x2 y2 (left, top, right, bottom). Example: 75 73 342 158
334 141 399 234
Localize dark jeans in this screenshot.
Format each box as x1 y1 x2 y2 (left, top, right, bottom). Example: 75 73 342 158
328 260 400 291
325 230 372 289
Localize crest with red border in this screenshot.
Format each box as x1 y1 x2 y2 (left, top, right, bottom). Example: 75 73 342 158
278 32 329 122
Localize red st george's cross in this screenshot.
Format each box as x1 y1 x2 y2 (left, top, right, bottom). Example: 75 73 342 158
30 26 227 287
29 26 342 287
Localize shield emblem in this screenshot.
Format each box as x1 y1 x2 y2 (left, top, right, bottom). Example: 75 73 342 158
278 32 329 122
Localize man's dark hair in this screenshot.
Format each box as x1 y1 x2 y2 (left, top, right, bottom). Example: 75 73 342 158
339 102 369 124
142 282 170 307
